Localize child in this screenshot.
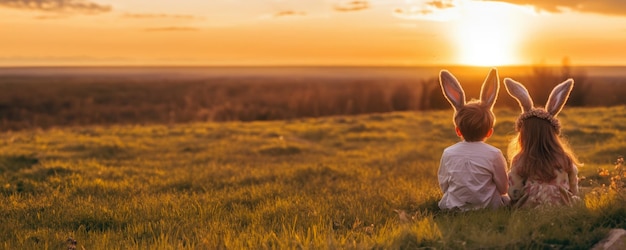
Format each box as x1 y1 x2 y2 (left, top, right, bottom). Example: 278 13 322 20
504 78 580 208
437 69 510 211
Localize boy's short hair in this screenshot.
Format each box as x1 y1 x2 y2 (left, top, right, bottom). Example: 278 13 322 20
454 102 495 142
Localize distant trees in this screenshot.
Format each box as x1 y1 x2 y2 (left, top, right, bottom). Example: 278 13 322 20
560 57 591 107
0 76 434 130
0 64 623 131
523 57 590 107
390 83 413 111
389 77 446 111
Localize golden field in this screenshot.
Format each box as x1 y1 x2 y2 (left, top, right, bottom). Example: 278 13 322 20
1 105 625 249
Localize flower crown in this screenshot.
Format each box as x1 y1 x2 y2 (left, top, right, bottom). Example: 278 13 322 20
515 108 561 134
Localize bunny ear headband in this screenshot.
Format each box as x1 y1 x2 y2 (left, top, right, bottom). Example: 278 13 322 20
439 68 500 113
503 77 574 134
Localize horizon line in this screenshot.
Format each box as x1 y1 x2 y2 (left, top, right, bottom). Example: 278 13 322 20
2 64 626 69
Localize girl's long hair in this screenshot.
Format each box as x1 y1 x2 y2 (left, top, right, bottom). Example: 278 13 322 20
508 117 580 181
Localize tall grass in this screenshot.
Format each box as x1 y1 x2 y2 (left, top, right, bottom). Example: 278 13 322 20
0 107 625 249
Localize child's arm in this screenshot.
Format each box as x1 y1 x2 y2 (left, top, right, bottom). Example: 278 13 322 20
569 164 579 196
508 165 525 201
438 157 449 192
493 154 509 195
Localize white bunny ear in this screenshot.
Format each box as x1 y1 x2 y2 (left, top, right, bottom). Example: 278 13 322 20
439 70 466 111
479 68 499 110
504 78 534 112
546 79 574 116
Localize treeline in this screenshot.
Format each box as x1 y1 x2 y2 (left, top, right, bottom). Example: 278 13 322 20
0 67 625 131
0 75 442 131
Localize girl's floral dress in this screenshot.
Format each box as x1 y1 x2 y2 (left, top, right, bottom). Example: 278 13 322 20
508 165 579 208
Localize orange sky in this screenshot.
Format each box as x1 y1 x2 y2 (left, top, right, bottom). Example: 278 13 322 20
1 0 626 67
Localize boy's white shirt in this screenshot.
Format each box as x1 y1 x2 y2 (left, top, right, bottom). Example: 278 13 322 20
438 141 509 211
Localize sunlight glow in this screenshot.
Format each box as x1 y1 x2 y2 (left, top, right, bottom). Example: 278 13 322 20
453 1 525 66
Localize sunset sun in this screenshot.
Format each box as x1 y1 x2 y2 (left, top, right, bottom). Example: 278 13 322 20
453 1 526 66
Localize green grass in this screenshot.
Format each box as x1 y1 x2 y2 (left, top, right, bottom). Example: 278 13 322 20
1 106 625 249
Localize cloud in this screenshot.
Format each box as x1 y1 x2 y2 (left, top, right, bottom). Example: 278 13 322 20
427 0 456 9
33 14 66 19
144 26 199 32
333 0 369 12
0 0 111 14
483 0 626 16
273 10 307 17
122 13 199 20
392 0 459 21
394 7 432 16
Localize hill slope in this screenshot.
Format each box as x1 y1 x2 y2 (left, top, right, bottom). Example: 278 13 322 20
1 107 625 249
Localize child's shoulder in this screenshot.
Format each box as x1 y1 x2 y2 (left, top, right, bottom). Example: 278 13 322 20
480 142 502 152
445 141 501 154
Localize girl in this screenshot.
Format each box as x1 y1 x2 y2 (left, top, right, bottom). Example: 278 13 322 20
504 78 581 208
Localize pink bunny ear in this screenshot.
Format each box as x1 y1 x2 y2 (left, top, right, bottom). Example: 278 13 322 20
480 68 500 110
546 79 574 116
439 70 466 111
504 78 534 113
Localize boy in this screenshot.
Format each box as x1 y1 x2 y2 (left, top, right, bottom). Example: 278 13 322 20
437 104 510 211
438 69 510 211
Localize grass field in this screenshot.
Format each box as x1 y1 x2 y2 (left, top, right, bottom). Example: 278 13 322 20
1 106 625 249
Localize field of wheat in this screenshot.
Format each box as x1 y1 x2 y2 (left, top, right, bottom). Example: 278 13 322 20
1 105 625 249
